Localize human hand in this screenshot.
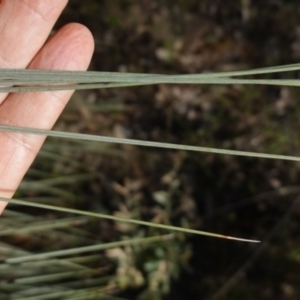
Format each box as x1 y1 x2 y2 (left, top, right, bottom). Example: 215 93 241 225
0 0 94 213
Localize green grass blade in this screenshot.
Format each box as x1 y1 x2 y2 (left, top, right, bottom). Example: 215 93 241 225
1 62 300 81
7 234 174 263
14 269 96 285
21 173 96 187
1 62 300 92
0 124 299 162
0 217 87 236
0 196 260 243
1 78 300 93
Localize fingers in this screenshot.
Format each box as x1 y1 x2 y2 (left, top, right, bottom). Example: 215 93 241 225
0 23 94 212
1 23 94 128
0 0 68 103
0 0 68 67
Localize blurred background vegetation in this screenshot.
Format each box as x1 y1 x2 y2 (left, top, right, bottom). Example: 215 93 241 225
2 0 300 299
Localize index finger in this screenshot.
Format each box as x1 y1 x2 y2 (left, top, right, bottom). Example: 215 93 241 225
0 0 68 103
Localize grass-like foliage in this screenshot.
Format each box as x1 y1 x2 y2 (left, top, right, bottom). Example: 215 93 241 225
1 63 300 299
1 62 300 92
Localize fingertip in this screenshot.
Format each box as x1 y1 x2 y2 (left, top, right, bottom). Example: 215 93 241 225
30 22 94 71
59 22 95 69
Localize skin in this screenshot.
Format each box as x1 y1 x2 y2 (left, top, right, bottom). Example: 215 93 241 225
0 0 94 213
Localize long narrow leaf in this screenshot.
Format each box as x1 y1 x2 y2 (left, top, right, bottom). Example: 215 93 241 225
0 62 300 92
0 217 87 236
7 234 174 263
0 196 260 243
0 124 299 162
0 78 300 93
1 62 300 81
